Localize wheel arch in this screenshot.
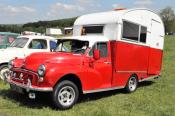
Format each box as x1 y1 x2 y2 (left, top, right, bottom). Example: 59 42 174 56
125 73 139 86
54 73 83 94
131 73 139 79
0 62 8 67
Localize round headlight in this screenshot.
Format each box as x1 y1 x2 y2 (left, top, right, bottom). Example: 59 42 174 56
37 64 46 77
8 60 14 69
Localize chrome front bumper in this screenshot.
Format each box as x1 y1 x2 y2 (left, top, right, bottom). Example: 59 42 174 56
4 69 53 93
6 78 53 92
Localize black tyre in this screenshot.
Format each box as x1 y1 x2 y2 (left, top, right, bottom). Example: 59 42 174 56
0 64 9 81
53 80 79 110
125 75 138 93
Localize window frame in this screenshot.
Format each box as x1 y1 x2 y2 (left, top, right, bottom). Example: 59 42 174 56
10 37 29 48
82 25 105 35
88 42 108 58
28 39 48 49
139 26 147 43
122 20 147 44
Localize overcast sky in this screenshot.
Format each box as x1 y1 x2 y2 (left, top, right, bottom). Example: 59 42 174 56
0 0 174 24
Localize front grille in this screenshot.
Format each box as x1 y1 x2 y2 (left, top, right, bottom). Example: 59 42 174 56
11 69 38 85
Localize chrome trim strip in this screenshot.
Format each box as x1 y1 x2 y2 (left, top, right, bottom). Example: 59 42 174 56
7 79 53 92
116 71 147 73
83 86 125 94
139 75 159 82
12 68 38 75
104 61 112 64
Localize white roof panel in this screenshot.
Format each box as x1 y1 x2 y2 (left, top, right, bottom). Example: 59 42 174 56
18 35 57 40
74 8 161 26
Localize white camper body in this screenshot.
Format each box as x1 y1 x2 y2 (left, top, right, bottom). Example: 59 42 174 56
73 8 165 50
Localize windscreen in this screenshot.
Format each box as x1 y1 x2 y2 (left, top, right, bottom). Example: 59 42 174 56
10 37 29 48
55 39 89 54
0 35 18 48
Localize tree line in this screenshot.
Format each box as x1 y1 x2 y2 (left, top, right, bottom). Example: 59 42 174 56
0 7 174 34
0 17 76 34
160 7 175 33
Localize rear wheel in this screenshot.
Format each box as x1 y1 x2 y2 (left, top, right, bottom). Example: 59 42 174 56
0 64 9 81
125 75 138 93
53 80 79 110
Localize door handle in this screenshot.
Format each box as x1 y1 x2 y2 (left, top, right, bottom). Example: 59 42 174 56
104 61 111 64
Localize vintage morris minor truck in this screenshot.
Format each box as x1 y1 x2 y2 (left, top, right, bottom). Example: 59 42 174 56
5 8 164 110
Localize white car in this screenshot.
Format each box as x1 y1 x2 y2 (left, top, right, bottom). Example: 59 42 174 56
0 35 57 80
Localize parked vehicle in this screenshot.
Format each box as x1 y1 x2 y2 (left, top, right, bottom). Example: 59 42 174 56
0 35 57 80
166 32 175 35
5 8 164 110
0 32 19 49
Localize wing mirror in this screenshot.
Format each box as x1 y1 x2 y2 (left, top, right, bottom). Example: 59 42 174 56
93 50 100 60
50 48 55 52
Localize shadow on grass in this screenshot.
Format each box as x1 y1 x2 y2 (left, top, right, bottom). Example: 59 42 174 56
0 81 155 110
0 88 55 109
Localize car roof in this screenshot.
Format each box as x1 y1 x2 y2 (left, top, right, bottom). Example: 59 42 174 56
18 35 57 40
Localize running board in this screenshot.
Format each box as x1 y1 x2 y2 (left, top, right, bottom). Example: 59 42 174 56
83 75 159 94
139 75 159 82
83 86 125 94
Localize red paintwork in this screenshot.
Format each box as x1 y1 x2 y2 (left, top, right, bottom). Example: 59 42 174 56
111 41 162 87
13 58 24 68
148 48 163 75
11 40 163 92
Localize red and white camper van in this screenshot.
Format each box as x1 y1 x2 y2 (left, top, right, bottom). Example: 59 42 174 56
6 8 164 110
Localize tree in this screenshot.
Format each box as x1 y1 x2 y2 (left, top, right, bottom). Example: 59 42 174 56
160 6 175 33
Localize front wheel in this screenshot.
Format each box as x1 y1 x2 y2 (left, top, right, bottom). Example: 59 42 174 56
125 75 138 93
53 80 79 110
0 64 9 81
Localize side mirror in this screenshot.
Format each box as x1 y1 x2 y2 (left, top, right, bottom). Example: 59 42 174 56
50 48 55 52
93 50 100 60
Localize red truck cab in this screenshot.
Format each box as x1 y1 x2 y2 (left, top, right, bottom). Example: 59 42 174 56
6 8 164 110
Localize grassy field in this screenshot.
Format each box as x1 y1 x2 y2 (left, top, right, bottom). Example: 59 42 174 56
0 36 175 116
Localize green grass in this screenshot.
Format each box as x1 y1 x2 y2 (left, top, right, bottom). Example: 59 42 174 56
1 36 175 116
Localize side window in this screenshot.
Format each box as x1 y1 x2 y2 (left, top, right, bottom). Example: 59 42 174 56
89 44 96 56
122 20 147 43
89 42 108 58
140 26 147 43
123 21 139 41
50 40 57 50
81 26 104 35
29 39 47 49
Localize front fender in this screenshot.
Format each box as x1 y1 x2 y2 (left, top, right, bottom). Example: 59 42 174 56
42 62 106 92
43 63 85 87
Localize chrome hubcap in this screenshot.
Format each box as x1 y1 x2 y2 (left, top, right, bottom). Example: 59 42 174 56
128 77 137 91
58 86 75 107
0 67 9 80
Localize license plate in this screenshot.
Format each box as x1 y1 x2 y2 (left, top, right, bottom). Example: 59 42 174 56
10 84 24 94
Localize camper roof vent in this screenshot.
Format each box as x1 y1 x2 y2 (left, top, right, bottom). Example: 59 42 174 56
114 8 126 11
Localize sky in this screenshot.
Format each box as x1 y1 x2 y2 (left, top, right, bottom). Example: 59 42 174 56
0 0 174 24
